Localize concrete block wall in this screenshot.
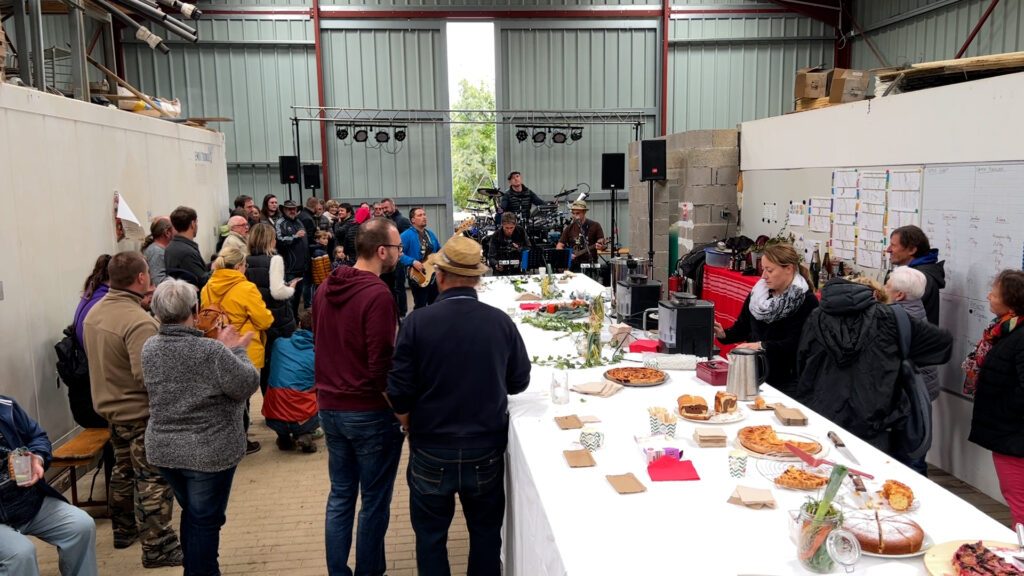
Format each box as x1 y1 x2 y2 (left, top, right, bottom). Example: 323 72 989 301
628 129 739 286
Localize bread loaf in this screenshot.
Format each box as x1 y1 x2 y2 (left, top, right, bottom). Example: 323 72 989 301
715 391 738 414
677 395 709 420
845 512 924 555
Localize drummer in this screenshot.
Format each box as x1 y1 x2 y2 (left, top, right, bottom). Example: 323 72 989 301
556 200 605 270
499 171 546 223
487 212 530 275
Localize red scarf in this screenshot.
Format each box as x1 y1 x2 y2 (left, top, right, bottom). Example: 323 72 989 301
963 313 1021 396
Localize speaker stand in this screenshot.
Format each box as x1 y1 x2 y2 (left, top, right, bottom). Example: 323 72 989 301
608 186 617 256
647 179 655 268
287 183 294 202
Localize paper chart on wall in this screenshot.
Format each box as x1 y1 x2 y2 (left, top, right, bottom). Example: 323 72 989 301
808 196 831 232
833 170 858 188
855 250 883 269
833 198 858 215
787 202 807 227
889 190 920 212
858 211 884 232
890 170 922 191
810 216 830 232
888 210 920 228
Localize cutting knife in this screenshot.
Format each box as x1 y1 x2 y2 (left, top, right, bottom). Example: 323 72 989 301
827 431 861 466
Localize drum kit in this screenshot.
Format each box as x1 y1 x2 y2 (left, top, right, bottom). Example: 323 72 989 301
463 187 571 254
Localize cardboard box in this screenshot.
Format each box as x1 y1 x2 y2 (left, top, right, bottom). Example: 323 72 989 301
829 68 870 103
795 67 833 99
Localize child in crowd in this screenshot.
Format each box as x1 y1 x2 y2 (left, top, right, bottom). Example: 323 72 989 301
313 230 330 258
332 245 346 271
262 311 319 453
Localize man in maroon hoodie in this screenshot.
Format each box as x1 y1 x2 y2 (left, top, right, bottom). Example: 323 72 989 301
312 217 404 576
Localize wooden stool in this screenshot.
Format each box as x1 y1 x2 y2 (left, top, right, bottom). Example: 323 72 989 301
51 428 111 514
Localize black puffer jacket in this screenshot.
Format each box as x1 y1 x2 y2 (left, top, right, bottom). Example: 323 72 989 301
244 254 296 340
719 287 819 396
910 251 945 325
969 325 1024 457
796 279 952 441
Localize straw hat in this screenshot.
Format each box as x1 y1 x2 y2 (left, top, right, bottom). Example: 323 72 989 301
570 200 588 211
427 236 489 277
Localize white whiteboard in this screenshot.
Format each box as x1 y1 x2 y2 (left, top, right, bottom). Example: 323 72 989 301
922 163 1024 395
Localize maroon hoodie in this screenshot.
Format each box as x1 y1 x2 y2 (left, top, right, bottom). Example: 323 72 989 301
313 265 398 411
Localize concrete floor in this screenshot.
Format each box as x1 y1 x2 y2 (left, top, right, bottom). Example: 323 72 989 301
33 392 469 576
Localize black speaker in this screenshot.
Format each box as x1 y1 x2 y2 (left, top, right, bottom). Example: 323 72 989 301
601 153 626 190
640 139 666 182
302 164 321 190
279 156 300 185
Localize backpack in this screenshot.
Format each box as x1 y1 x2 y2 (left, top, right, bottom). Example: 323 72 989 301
54 318 107 429
891 305 933 461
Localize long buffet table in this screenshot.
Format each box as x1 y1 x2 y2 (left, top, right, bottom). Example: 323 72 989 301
478 274 1016 576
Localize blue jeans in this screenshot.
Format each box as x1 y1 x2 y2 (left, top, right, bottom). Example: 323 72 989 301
159 467 236 576
407 446 506 576
0 496 97 576
321 410 404 576
266 415 320 440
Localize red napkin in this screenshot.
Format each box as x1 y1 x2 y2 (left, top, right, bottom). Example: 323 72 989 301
629 339 661 353
519 303 541 311
647 457 700 482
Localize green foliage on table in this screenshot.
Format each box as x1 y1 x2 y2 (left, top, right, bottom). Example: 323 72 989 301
508 277 530 293
521 315 588 333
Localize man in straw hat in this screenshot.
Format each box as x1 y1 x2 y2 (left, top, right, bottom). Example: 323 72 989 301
387 235 531 575
556 199 606 270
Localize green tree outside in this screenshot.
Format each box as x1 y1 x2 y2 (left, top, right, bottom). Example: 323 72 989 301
451 79 496 210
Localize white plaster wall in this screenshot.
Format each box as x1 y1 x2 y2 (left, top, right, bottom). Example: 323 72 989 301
0 84 229 441
738 72 1024 505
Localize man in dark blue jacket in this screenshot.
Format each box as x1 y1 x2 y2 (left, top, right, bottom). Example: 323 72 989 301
0 396 98 575
276 200 309 317
387 236 531 576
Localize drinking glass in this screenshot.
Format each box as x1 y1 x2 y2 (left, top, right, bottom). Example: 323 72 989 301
550 370 570 405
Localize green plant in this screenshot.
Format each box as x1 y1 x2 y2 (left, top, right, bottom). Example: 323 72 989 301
797 465 849 573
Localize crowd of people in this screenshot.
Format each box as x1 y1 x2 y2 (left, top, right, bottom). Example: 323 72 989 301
2 193 1022 576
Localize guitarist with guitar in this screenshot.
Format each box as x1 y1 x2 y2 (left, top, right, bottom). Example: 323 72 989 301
556 200 606 272
400 207 442 310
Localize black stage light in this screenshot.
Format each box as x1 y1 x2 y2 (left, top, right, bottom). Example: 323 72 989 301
336 125 349 140
552 130 567 144
394 128 406 142
516 128 528 142
532 130 546 144
353 129 369 143
375 130 390 143
570 127 583 141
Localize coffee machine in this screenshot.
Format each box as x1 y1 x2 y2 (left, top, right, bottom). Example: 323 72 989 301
615 274 662 329
657 292 715 358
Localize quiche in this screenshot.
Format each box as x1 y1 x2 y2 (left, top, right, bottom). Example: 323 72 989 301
737 425 822 455
953 541 1024 575
604 367 667 385
774 466 829 490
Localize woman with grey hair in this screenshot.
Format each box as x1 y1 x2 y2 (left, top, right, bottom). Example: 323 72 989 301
142 279 260 576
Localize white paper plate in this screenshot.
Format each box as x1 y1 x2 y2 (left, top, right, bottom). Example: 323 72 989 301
679 406 748 424
860 533 934 559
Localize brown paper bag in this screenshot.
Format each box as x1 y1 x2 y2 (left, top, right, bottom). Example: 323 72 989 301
727 486 776 509
564 449 596 468
554 415 584 430
606 473 646 494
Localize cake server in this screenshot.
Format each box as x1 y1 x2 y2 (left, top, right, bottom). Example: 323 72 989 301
785 443 874 480
827 431 861 466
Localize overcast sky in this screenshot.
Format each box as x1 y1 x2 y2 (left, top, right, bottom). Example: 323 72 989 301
447 22 495 103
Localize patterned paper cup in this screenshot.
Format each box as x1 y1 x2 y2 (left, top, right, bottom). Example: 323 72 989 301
728 450 748 478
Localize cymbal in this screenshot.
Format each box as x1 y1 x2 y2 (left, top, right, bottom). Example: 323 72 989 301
476 188 503 198
467 198 489 204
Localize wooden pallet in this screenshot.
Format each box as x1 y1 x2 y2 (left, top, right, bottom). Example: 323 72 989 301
874 51 1024 93
794 97 832 112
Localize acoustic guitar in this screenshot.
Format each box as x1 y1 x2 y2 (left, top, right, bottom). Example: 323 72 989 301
571 238 607 261
408 217 476 288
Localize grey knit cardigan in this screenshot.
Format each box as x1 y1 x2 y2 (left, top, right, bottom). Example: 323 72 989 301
143 324 260 472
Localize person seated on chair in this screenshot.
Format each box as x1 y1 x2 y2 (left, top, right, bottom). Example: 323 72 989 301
487 212 530 275
0 395 98 576
263 310 319 453
556 200 605 271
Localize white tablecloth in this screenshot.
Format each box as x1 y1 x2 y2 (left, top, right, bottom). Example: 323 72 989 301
478 275 1015 576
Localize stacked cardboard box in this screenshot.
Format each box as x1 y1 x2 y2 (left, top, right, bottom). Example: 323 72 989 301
793 67 871 111
627 129 739 286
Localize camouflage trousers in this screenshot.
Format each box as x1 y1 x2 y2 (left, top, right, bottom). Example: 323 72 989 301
109 420 181 561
